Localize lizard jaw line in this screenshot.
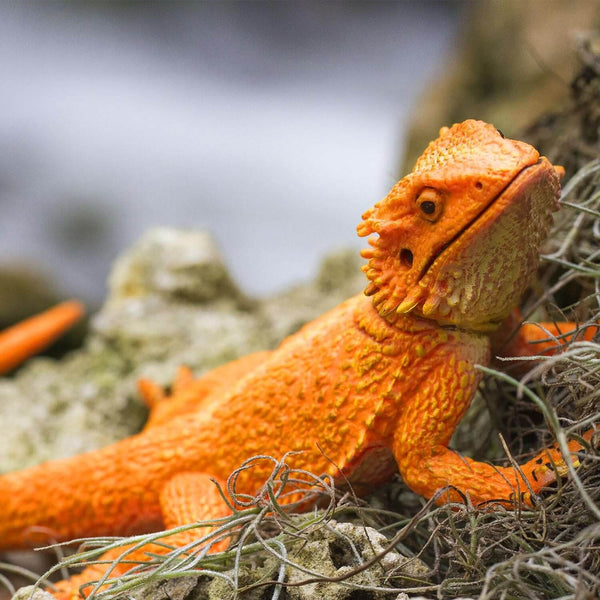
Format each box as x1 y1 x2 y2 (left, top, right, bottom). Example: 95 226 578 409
396 157 559 325
415 158 546 286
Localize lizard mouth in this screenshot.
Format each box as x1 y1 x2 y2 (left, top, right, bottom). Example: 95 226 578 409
417 158 557 283
404 155 561 329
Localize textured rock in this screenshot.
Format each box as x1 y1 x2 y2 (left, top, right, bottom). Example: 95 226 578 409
11 586 54 600
114 521 428 600
284 521 429 600
125 577 202 600
107 228 246 305
0 339 143 471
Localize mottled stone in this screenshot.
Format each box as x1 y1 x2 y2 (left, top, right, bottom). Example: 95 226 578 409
125 576 201 600
284 520 429 600
110 521 427 600
11 586 55 600
107 228 245 305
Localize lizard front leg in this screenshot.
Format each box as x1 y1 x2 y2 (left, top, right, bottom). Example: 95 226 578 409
491 308 599 362
393 353 589 506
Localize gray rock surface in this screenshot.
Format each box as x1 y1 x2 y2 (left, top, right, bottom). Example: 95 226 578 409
117 521 428 600
10 586 54 600
284 521 429 600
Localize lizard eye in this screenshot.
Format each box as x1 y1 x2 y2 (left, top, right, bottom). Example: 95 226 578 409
416 188 443 222
496 128 505 138
420 200 436 214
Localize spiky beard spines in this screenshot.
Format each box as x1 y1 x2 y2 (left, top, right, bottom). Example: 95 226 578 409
358 234 418 318
357 177 418 318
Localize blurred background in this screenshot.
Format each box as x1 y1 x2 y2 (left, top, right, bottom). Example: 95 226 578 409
0 1 597 317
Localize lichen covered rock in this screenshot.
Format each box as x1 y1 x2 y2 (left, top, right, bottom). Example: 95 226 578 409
11 586 54 600
111 521 428 600
284 521 429 600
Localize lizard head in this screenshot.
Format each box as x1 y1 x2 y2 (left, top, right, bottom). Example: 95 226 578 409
357 119 562 332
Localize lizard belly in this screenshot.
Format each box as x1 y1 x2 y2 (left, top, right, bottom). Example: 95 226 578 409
339 445 397 495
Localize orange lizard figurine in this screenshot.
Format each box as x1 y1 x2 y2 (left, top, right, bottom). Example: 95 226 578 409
0 120 596 599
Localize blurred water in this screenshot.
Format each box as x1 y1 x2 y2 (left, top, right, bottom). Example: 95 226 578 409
0 2 460 301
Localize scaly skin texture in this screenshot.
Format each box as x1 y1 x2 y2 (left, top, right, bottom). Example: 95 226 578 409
0 120 595 599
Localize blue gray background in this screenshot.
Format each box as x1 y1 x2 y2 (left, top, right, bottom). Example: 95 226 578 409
0 2 462 302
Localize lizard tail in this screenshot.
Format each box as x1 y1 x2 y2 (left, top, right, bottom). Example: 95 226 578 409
0 438 164 552
0 301 84 375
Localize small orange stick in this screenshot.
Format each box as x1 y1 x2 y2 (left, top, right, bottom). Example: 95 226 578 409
0 300 84 375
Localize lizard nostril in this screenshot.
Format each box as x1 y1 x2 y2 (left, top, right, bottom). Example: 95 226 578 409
399 248 413 268
475 181 483 190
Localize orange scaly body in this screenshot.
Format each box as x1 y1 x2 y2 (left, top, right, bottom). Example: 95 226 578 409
0 121 595 599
